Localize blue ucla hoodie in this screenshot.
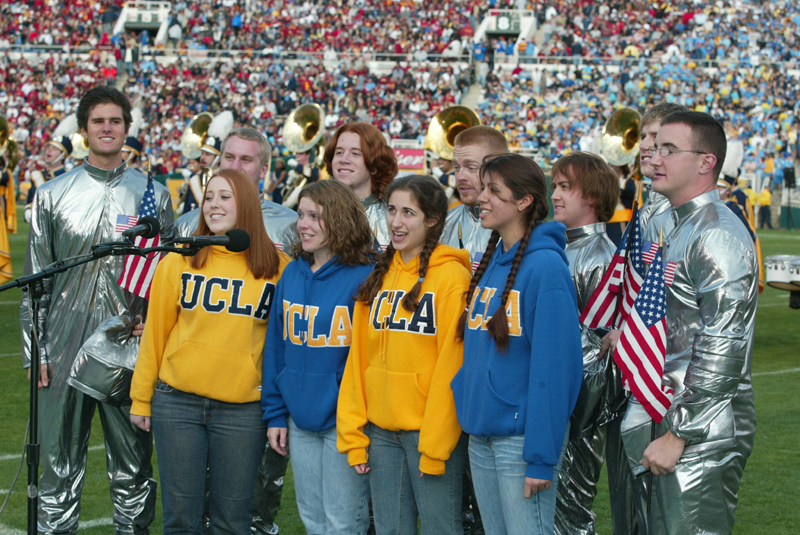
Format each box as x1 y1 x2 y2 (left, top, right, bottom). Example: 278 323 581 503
262 256 373 432
451 221 583 480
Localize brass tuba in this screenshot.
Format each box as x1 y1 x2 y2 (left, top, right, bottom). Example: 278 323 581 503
600 107 641 167
70 132 90 161
425 106 481 161
280 104 326 208
180 112 214 160
0 117 20 171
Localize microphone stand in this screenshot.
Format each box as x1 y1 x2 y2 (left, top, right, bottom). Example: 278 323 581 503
0 241 200 535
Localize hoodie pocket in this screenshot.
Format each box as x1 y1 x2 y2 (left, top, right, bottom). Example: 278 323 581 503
164 342 259 402
365 367 427 431
277 368 339 432
451 366 520 436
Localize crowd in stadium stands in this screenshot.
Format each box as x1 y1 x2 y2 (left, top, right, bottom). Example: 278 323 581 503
2 0 799 187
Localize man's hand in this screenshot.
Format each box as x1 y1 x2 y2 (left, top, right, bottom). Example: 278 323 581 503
267 427 288 456
641 429 686 475
132 315 145 337
524 477 551 498
600 329 622 358
27 363 49 389
130 415 151 432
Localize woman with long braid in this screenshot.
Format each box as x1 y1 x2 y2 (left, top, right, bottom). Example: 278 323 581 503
337 175 472 535
451 154 583 535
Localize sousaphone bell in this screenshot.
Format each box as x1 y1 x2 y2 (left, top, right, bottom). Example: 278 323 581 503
425 106 481 161
600 107 641 167
281 104 326 208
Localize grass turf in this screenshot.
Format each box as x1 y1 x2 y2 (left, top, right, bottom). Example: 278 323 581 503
0 214 798 534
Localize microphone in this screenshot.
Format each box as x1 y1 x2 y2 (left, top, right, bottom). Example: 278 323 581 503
122 216 160 239
173 229 250 253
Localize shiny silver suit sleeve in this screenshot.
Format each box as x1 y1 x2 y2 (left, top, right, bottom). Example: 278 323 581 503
362 194 390 250
18 160 166 533
556 223 621 535
175 199 298 252
440 204 491 267
621 190 757 535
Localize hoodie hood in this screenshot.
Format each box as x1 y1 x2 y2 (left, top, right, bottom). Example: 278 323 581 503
495 221 568 266
391 243 472 273
296 255 352 281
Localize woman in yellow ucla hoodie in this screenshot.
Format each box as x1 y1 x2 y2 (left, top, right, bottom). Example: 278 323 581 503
130 170 290 534
337 174 472 535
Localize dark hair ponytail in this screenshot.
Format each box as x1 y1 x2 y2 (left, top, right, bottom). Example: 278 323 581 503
456 231 500 340
456 153 547 351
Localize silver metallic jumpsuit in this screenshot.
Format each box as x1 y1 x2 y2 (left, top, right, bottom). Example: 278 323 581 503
363 193 390 250
557 223 635 535
174 199 298 250
640 186 673 243
621 190 758 535
440 204 491 268
20 161 174 534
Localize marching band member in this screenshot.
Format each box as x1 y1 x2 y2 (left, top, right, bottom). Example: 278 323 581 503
621 111 758 534
24 117 75 223
181 111 234 215
121 108 144 172
548 152 622 535
262 180 375 535
176 128 298 251
639 103 688 243
281 149 320 210
20 85 173 534
324 122 398 250
440 126 508 268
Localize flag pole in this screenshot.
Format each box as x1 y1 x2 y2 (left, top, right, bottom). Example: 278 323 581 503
646 225 664 518
611 180 642 329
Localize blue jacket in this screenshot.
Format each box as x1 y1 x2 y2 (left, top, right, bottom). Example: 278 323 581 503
451 221 583 480
262 256 373 432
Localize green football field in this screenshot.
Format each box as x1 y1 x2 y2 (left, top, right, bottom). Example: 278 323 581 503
0 214 798 534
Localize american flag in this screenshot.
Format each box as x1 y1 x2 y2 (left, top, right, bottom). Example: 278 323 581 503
619 209 645 326
117 177 161 299
642 240 659 264
471 252 484 273
579 203 640 329
613 246 674 422
115 214 138 234
664 261 677 286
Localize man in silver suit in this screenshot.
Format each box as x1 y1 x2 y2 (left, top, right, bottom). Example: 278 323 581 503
175 127 298 251
440 126 508 267
550 152 634 535
621 111 758 534
20 86 174 534
638 103 688 242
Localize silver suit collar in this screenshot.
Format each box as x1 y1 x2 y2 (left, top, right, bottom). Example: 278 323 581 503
566 222 606 243
672 190 720 225
82 159 128 183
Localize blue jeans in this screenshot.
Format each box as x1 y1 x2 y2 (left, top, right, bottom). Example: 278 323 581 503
151 381 267 535
287 417 370 535
469 431 569 535
368 425 468 535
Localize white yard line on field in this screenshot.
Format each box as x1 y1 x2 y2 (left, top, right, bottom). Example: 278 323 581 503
0 445 103 463
752 367 800 377
0 518 113 534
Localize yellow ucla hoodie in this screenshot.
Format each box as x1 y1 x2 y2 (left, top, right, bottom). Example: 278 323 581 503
336 244 471 475
130 246 290 416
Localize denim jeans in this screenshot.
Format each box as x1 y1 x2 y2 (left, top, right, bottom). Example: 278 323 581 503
151 381 267 535
469 430 569 535
287 417 370 535
368 425 468 535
